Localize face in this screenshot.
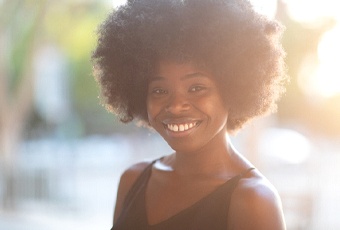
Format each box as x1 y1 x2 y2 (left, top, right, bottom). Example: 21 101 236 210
147 60 229 154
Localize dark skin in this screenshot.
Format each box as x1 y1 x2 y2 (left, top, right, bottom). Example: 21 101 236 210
113 60 286 229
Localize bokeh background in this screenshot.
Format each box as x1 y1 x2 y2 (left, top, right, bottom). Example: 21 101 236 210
1 0 340 229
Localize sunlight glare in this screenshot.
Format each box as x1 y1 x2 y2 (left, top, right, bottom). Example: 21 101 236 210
112 0 127 8
299 24 340 98
287 0 340 98
314 24 340 97
250 0 278 19
284 0 340 24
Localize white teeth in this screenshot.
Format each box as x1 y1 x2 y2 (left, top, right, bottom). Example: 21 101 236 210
166 122 197 132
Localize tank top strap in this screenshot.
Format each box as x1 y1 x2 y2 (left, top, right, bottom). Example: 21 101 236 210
121 157 162 211
229 168 255 190
239 167 255 178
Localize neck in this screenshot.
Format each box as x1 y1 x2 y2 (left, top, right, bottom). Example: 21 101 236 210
173 133 234 177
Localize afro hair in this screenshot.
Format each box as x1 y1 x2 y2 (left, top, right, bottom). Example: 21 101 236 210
92 0 287 132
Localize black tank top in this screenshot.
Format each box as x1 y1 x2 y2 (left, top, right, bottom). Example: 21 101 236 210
111 159 254 230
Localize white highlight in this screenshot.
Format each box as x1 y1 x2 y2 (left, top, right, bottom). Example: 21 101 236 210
112 0 127 8
260 128 311 164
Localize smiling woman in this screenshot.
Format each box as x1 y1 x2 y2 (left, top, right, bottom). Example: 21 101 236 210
92 0 287 229
147 61 229 154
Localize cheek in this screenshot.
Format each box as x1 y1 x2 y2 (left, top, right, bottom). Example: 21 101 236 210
195 95 226 113
203 96 229 122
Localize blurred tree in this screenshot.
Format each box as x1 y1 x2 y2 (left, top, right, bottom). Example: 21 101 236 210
0 0 120 210
40 1 139 135
32 1 110 137
0 0 47 209
0 0 122 209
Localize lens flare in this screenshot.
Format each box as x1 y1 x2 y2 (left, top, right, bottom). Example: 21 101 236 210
298 23 340 98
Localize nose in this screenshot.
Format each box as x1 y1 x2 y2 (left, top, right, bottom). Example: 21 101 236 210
165 92 190 114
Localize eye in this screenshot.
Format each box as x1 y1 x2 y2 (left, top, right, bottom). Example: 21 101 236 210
151 88 168 95
189 85 206 92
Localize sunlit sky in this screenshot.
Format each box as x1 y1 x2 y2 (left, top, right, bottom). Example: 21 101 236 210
112 0 340 98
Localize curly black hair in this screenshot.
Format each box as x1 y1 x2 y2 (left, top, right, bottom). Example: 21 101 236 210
92 0 287 132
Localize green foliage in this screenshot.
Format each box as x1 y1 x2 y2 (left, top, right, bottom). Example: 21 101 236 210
2 0 46 97
44 2 109 61
41 1 119 135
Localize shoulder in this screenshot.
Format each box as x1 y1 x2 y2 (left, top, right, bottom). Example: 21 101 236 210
227 169 286 230
119 160 153 188
113 160 153 223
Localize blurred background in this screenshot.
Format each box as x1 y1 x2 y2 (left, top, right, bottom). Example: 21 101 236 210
0 0 340 229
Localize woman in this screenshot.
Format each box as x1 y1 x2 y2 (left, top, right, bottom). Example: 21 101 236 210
92 0 287 229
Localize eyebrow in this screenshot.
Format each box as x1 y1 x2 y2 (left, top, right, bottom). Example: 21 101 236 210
182 72 208 80
148 72 208 82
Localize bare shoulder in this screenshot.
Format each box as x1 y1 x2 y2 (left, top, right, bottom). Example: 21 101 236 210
228 169 286 230
113 160 153 223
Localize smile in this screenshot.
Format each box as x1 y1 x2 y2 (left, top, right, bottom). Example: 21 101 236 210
165 122 199 132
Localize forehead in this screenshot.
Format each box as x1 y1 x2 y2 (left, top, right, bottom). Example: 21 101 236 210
151 60 213 80
157 60 197 73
